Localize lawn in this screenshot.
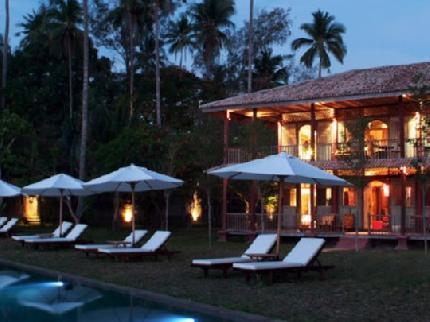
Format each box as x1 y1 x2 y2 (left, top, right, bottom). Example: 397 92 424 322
1 225 430 321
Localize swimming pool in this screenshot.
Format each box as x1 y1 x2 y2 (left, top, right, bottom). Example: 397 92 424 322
0 266 228 322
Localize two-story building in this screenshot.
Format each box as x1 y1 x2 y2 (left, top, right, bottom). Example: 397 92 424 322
201 62 430 246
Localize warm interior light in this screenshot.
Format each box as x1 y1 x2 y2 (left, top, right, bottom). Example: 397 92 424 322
401 166 407 175
226 110 231 120
277 121 282 152
23 196 40 225
383 184 390 197
121 204 133 223
189 191 202 223
331 119 337 143
301 214 312 226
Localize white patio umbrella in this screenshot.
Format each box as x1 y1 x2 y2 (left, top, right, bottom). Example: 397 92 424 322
22 174 90 236
0 179 21 197
84 164 183 244
208 152 351 253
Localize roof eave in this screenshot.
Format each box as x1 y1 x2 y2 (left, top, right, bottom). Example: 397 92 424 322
200 90 409 113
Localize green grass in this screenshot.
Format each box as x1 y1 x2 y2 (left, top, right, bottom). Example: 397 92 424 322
1 225 430 321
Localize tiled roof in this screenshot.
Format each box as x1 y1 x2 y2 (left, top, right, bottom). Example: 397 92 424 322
201 62 430 111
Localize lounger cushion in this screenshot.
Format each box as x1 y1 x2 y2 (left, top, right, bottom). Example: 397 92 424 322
192 257 250 266
233 237 325 271
283 238 325 265
75 230 148 250
242 234 277 258
191 233 277 266
233 261 304 271
12 221 73 241
0 217 7 227
0 218 18 232
98 231 171 254
25 225 87 244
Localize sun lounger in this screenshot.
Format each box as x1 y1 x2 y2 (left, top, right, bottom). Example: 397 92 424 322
0 218 19 236
233 237 334 284
12 221 73 245
97 231 175 261
24 224 88 249
74 230 148 256
0 217 8 227
191 233 277 277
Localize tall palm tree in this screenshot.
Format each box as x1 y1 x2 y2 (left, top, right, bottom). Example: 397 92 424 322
79 0 89 182
247 0 254 93
291 10 347 78
191 0 235 78
1 0 10 110
253 49 288 90
111 0 147 122
165 14 194 68
18 5 51 48
49 0 83 119
152 0 178 127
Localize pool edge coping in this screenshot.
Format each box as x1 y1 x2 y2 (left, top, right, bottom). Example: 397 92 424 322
0 257 280 322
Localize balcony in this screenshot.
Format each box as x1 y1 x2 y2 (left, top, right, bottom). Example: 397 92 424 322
226 139 428 164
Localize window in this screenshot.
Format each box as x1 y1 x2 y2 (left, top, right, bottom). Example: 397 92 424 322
317 188 332 206
343 188 356 206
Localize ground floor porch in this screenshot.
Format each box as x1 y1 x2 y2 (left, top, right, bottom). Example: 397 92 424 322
220 173 430 244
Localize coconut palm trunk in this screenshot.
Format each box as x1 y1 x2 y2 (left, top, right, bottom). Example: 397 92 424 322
128 11 135 122
155 3 161 127
67 35 73 119
79 0 89 182
247 0 254 93
1 0 10 110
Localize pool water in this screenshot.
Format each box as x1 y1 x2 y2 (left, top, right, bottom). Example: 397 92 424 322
0 267 224 322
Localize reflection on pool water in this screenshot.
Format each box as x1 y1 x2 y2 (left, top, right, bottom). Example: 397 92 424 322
0 268 223 322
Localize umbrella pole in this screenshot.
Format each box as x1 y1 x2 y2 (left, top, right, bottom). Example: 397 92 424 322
59 190 63 236
276 177 284 255
131 183 136 245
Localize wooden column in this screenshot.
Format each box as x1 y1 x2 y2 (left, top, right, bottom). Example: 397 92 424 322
310 104 317 231
311 184 316 233
221 178 228 240
249 181 257 233
220 111 230 240
311 103 317 161
400 171 407 235
399 97 406 235
399 96 405 158
223 111 230 164
296 184 301 229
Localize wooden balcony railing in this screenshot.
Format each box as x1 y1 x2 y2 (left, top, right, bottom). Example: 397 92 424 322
226 138 428 164
225 212 430 236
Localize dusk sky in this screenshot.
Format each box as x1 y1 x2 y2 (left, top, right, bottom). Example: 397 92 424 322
1 0 430 74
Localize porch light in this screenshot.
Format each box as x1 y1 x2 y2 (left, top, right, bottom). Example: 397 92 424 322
383 184 390 197
23 196 40 225
226 110 231 120
401 166 407 175
121 204 133 223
